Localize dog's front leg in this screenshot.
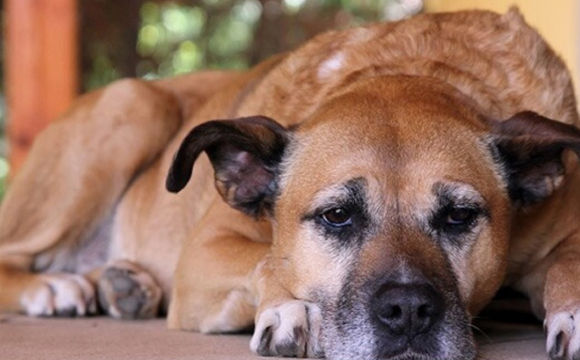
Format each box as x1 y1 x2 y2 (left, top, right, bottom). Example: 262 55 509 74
249 256 324 358
517 236 580 360
164 113 324 356
167 198 272 333
166 199 323 357
542 237 580 360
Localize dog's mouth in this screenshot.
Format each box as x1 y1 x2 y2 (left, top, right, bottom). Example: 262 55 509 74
374 335 458 360
374 333 449 360
379 350 447 360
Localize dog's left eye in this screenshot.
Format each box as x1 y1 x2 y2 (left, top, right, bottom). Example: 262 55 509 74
435 206 480 236
445 207 477 226
321 208 352 227
430 202 484 239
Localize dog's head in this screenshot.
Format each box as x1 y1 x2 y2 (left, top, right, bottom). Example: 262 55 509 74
167 75 580 359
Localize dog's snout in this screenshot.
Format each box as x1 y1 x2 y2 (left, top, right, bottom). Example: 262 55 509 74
372 282 444 338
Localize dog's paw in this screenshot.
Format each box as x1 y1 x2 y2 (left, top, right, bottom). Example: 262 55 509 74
545 308 580 359
97 261 162 319
250 300 324 358
21 273 97 317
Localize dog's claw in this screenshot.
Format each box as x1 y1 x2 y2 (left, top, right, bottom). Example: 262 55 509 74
250 300 324 358
549 331 565 359
257 325 274 355
21 273 96 317
546 309 580 360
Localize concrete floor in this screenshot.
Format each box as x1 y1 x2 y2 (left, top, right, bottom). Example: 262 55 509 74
0 311 548 360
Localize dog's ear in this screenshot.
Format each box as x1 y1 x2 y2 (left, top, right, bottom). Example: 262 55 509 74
166 116 289 217
489 111 580 206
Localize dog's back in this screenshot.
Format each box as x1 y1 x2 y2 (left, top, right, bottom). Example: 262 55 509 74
233 8 577 130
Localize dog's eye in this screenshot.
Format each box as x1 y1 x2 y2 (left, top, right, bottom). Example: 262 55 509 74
446 207 477 226
431 204 483 238
321 208 352 227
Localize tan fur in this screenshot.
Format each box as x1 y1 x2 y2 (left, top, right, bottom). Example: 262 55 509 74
0 8 579 360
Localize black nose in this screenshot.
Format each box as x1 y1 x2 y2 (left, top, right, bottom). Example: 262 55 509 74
372 282 444 338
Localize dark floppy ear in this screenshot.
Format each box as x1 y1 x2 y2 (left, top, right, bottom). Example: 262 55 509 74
166 116 289 218
489 111 580 206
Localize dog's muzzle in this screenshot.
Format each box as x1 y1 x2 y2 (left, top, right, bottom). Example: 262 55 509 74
320 269 475 360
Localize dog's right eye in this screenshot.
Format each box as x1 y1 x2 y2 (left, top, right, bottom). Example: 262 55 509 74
321 208 352 227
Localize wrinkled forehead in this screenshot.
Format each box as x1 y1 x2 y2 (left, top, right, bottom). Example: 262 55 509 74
279 84 501 214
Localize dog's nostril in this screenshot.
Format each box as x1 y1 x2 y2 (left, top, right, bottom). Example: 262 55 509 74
417 303 438 319
417 304 429 318
372 282 444 338
384 304 402 320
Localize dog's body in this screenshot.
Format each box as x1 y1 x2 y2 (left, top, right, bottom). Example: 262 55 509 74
1 8 580 360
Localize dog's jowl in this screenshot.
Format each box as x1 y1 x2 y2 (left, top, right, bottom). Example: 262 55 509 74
1 8 580 360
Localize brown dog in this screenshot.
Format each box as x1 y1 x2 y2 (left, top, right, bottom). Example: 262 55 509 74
0 8 579 360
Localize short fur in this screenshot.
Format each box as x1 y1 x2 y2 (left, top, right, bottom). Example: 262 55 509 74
0 9 579 360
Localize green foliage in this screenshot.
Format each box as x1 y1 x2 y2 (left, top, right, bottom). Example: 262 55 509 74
85 50 122 91
135 1 263 79
0 157 8 198
83 0 417 89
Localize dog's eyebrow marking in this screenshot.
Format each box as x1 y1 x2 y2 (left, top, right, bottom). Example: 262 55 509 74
318 52 345 80
432 182 486 208
306 177 367 215
425 181 490 245
301 177 372 250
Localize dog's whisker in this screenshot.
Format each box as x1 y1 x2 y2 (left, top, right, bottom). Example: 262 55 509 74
469 323 511 360
469 323 491 342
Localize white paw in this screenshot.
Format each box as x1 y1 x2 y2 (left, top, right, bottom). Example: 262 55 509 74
21 273 96 317
545 307 580 359
97 261 162 319
250 300 324 358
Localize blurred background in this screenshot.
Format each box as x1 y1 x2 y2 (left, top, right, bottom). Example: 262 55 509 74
0 0 578 198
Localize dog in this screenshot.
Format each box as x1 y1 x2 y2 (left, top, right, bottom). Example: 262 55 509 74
0 7 579 360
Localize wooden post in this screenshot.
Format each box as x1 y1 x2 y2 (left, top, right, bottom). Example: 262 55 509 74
4 0 79 174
